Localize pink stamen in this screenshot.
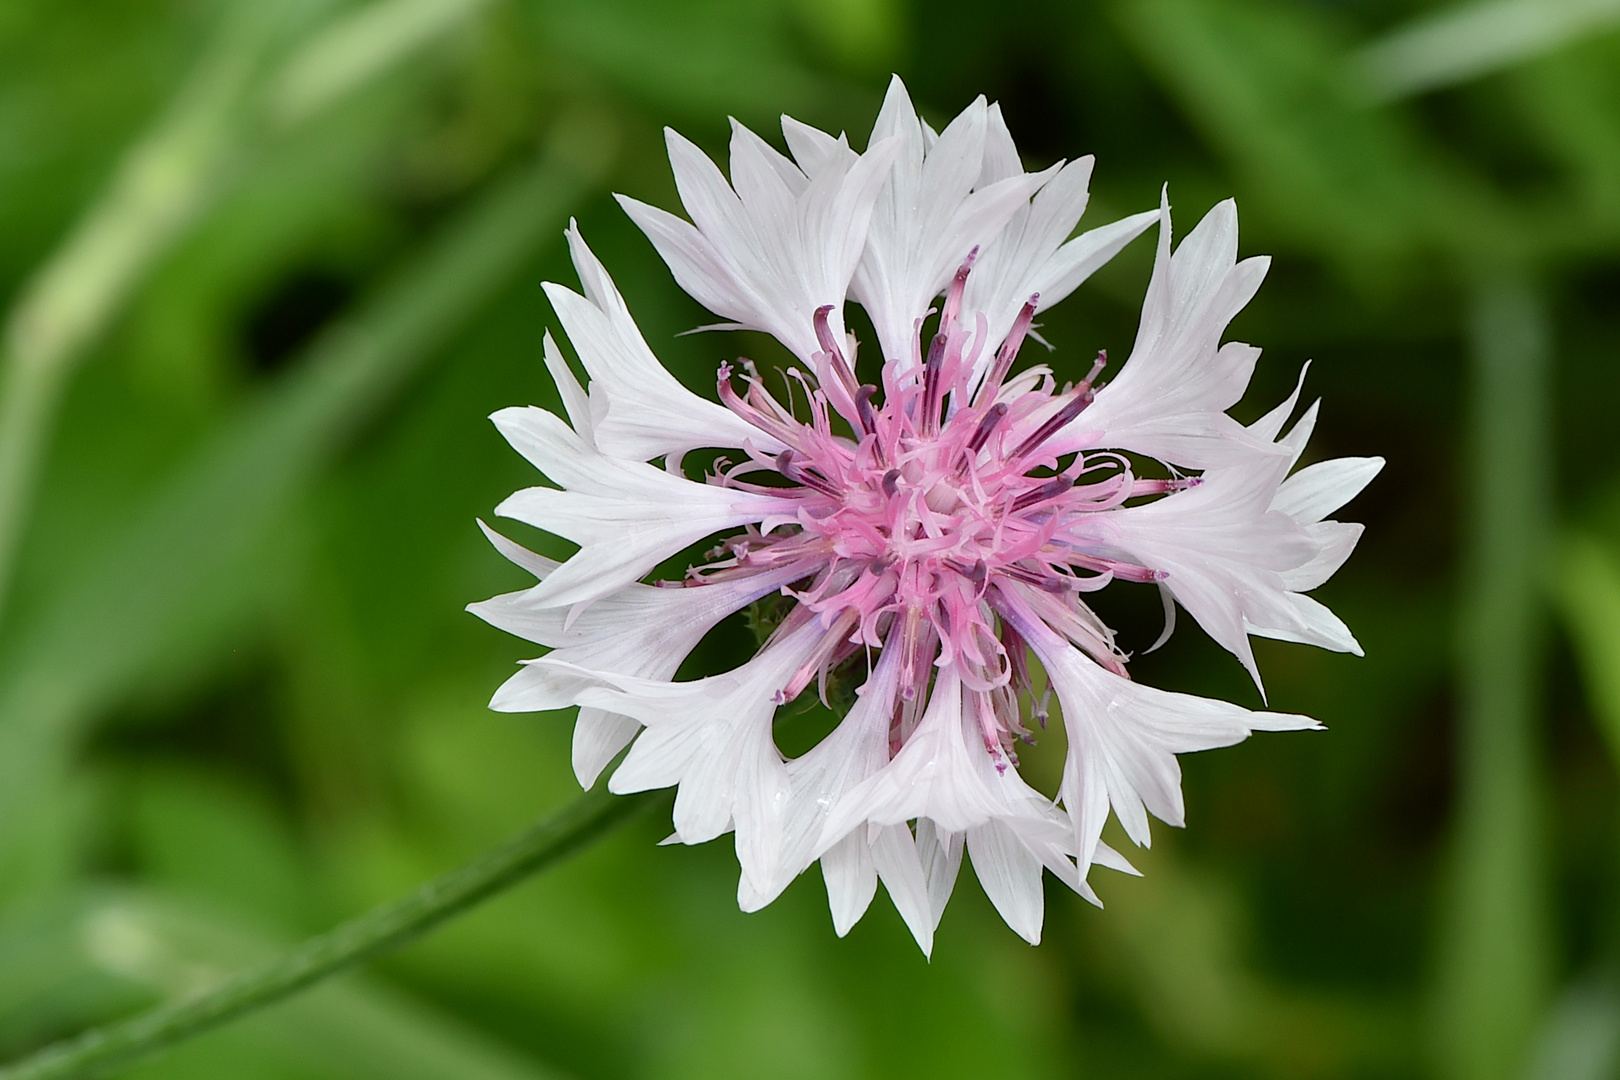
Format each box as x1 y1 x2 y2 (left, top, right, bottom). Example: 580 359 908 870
974 294 1039 407
940 247 979 330
1009 390 1093 462
700 297 1174 765
1130 475 1203 496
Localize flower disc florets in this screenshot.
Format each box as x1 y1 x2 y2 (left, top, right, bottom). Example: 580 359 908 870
471 76 1383 954
704 284 1178 766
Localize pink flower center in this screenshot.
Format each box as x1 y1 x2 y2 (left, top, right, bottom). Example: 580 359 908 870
691 256 1192 768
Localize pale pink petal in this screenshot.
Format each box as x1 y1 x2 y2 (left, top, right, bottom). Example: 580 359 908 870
619 125 899 361
489 406 790 609
547 224 777 461
1075 195 1279 468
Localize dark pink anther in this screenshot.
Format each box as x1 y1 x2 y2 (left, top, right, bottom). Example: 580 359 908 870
922 332 948 434
974 293 1039 407
965 403 1008 456
813 304 860 400
854 384 878 434
940 246 979 330
1010 390 1091 462
813 304 841 356
776 447 840 497
998 563 1075 592
1010 474 1075 513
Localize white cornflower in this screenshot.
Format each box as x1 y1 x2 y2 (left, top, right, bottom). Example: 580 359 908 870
471 77 1381 955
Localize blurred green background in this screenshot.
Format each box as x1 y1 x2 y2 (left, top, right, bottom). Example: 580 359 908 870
2 0 1620 1077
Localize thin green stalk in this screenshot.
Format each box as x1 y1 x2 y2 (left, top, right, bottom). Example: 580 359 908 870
0 787 664 1080
1435 275 1555 1080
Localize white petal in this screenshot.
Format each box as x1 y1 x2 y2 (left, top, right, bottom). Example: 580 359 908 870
781 116 853 176
967 819 1045 944
487 654 612 712
548 224 777 461
489 406 788 609
1014 617 1317 864
820 831 877 937
1093 840 1141 878
620 125 900 362
914 817 965 928
1250 362 1311 443
1246 594 1364 656
870 822 935 956
541 330 593 443
1078 195 1277 469
471 532 805 786
729 117 809 200
571 708 642 788
494 486 770 611
852 81 1041 366
538 622 824 896
819 667 1004 838
1273 456 1385 524
1082 454 1315 687
469 549 796 657
1281 521 1364 592
1037 209 1160 310
962 152 1156 389
763 644 904 907
474 519 558 580
978 102 1022 185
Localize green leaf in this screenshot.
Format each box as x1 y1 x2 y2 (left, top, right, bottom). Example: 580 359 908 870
1351 0 1620 102
1556 531 1620 760
0 141 600 907
1113 0 1500 268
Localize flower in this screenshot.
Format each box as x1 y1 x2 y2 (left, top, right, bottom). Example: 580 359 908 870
471 77 1382 955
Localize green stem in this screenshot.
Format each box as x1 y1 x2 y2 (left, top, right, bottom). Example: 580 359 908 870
0 787 664 1080
1435 275 1554 1080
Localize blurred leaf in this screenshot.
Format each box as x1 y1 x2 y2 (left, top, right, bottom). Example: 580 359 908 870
789 0 905 74
1113 0 1501 270
1351 0 1620 102
0 1 319 620
1082 839 1413 1077
531 0 849 124
1556 531 1620 759
1523 978 1620 1080
0 139 601 907
129 766 310 933
0 894 148 1061
268 0 496 127
1508 35 1620 249
0 0 516 620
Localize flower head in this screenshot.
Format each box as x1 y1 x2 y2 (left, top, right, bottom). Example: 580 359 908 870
472 77 1382 954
